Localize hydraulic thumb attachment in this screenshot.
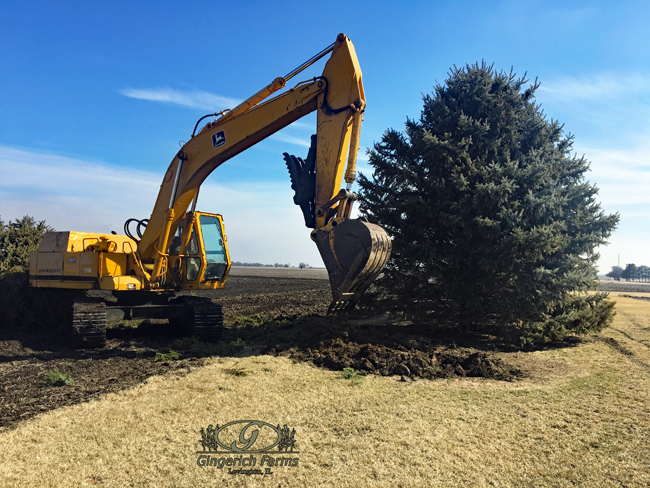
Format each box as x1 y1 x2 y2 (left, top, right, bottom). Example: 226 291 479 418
285 132 391 313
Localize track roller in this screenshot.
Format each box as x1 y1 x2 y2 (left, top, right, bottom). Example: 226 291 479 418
183 297 225 342
71 298 107 348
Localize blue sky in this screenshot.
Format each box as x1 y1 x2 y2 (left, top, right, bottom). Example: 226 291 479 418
1 0 648 271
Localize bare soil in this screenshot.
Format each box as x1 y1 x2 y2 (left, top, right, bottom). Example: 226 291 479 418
251 316 520 380
1 272 523 432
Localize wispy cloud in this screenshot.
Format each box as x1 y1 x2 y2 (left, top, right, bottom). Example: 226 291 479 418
538 73 646 103
355 163 373 177
119 87 241 111
536 72 650 148
0 146 321 265
270 134 311 148
286 121 314 130
571 142 650 269
9 142 639 271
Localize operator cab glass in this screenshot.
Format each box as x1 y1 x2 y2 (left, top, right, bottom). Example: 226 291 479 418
199 214 228 281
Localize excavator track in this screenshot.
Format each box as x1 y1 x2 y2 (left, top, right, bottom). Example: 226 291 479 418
72 298 107 348
183 297 226 342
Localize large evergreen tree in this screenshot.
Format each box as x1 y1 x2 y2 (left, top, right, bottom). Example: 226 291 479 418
358 63 619 345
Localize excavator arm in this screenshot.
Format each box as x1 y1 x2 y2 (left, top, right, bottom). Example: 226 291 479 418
136 33 391 311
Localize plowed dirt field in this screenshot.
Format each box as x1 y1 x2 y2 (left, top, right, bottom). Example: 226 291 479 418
1 267 523 432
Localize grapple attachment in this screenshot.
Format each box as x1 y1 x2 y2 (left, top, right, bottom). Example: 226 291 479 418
313 219 391 313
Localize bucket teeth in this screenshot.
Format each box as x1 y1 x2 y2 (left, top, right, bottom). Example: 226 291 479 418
314 219 391 314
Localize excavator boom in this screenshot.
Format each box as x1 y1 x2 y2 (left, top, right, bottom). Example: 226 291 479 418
137 33 391 310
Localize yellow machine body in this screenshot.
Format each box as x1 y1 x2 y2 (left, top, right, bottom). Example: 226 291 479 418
30 232 138 290
29 212 230 292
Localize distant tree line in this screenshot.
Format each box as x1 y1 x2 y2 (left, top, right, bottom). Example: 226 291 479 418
606 264 650 282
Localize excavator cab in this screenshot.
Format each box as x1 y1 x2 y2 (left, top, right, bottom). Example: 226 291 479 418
168 211 231 289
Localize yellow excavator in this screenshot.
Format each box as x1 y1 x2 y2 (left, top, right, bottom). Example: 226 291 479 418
29 33 391 347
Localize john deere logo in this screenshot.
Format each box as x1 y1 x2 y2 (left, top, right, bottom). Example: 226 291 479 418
197 420 298 476
212 130 226 148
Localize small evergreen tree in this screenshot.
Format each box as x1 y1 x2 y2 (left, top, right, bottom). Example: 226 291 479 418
0 215 67 331
0 215 52 274
358 63 619 346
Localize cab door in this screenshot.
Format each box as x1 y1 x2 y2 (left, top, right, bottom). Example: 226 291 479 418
169 212 230 289
195 212 230 284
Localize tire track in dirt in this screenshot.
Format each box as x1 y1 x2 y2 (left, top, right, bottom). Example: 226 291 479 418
597 303 650 375
609 326 650 350
611 304 650 350
595 335 650 376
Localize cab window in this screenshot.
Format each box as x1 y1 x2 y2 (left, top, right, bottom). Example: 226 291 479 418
199 215 228 281
186 257 201 281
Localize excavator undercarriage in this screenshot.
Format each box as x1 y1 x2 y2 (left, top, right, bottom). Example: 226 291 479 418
63 291 225 349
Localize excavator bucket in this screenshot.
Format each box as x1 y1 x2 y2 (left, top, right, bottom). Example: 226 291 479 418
313 219 391 313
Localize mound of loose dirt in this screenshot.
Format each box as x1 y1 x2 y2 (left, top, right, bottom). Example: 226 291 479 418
257 321 521 381
277 339 512 379
620 294 650 302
